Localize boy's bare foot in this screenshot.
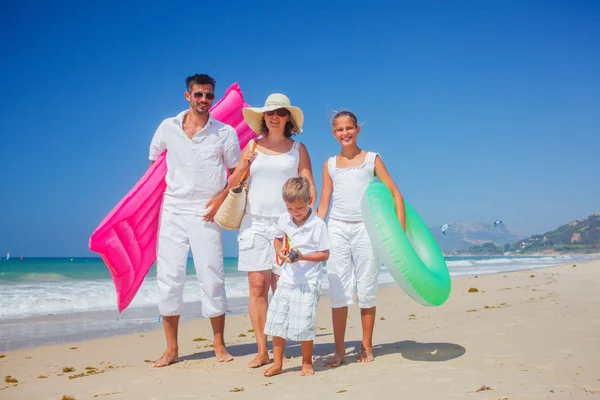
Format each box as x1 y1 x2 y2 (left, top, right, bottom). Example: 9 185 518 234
263 364 283 377
152 349 178 367
248 353 270 368
324 354 344 367
214 345 233 363
300 362 314 376
356 345 374 362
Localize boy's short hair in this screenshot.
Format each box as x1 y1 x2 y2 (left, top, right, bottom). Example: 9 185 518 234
282 177 311 203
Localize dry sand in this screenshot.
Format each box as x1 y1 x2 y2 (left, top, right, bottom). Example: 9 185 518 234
1 259 599 399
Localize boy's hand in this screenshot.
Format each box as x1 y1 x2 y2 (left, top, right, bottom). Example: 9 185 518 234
291 249 303 262
276 247 291 264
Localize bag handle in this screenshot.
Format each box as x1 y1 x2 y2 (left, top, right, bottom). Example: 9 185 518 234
237 140 258 185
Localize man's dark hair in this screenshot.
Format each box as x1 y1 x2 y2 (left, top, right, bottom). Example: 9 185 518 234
185 74 216 92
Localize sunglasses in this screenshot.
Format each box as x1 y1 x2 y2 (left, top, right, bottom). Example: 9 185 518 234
264 108 290 117
192 91 215 101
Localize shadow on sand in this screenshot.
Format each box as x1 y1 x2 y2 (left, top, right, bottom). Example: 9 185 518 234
179 339 465 364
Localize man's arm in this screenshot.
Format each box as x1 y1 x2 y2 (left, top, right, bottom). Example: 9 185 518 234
148 123 165 168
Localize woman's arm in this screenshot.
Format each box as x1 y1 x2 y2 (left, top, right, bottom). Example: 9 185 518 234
228 141 256 186
298 143 317 206
316 160 333 220
374 155 406 231
203 141 256 222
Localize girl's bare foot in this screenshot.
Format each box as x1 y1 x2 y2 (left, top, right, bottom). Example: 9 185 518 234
248 353 270 368
356 345 374 362
300 362 314 376
324 354 344 367
214 345 233 363
263 364 283 377
152 349 179 367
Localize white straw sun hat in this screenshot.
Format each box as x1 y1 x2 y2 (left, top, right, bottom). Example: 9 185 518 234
242 93 304 135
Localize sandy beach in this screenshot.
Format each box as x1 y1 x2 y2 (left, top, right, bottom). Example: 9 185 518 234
1 259 599 400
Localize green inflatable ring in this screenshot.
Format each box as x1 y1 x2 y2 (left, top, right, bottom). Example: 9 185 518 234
361 181 451 306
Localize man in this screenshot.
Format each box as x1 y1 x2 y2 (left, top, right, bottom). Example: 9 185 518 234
149 74 240 367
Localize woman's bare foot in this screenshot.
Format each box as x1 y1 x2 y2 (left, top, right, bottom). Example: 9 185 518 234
152 349 178 367
248 354 271 368
356 345 374 362
324 354 344 367
248 353 270 368
300 362 314 376
214 345 233 363
263 364 283 377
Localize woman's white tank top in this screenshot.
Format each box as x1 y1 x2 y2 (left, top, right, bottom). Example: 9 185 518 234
246 139 301 217
328 152 378 222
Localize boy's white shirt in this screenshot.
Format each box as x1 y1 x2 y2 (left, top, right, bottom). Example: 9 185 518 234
275 210 330 286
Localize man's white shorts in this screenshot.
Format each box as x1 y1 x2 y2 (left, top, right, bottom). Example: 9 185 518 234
156 208 227 317
237 214 281 275
326 219 379 309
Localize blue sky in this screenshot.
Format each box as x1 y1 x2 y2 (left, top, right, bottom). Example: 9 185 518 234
1 1 599 257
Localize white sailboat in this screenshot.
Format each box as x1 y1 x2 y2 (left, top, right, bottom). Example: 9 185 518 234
6 252 10 261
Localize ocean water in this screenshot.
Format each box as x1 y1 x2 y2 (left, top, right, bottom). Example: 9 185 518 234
0 255 593 351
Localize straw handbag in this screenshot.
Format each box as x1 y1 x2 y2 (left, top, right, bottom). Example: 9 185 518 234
214 141 258 230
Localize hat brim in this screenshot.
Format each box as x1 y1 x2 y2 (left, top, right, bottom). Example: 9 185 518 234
243 105 304 135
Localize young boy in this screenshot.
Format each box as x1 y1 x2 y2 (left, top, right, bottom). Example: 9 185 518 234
263 177 330 377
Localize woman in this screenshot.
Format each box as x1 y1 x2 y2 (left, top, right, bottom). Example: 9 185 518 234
234 93 316 368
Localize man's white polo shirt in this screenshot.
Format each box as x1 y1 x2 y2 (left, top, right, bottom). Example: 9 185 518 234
276 210 330 286
149 110 241 215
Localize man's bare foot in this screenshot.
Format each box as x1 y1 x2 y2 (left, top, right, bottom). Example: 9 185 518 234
248 353 270 368
324 354 344 367
214 345 233 363
300 362 314 376
263 364 283 377
152 349 178 368
356 345 374 362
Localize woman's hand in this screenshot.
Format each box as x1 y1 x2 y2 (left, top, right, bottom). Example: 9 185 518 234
242 149 257 165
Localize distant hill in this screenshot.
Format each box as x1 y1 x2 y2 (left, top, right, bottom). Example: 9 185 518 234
430 221 525 253
513 212 600 254
452 212 600 255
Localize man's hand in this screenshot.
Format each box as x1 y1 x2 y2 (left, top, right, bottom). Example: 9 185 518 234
203 193 226 222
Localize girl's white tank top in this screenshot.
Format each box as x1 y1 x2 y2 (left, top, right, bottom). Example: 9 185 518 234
246 139 301 217
328 151 378 222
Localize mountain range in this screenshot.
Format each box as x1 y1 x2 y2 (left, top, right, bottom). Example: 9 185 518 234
432 212 600 255
429 221 524 253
